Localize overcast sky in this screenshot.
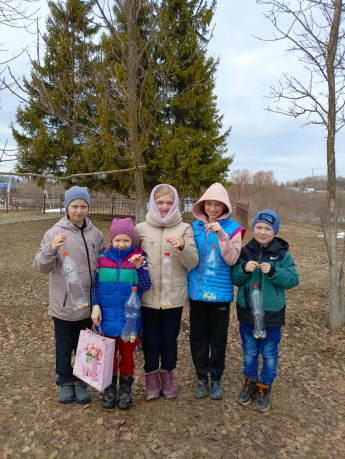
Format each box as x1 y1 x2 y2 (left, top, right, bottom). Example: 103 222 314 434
1 0 344 184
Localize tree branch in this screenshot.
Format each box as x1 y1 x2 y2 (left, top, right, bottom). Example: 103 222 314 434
0 165 146 180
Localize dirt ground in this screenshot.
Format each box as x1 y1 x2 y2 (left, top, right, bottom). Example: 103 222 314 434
0 215 344 458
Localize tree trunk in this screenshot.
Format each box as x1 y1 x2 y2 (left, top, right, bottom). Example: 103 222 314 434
127 0 146 223
326 0 343 330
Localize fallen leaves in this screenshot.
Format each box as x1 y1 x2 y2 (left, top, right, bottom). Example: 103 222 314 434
1 219 345 458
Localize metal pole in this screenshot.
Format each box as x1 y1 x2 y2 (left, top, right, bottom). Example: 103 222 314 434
6 176 12 213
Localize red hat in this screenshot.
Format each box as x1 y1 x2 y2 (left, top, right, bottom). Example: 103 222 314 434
109 217 135 243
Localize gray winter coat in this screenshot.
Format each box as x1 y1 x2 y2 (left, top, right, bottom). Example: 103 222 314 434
33 216 106 321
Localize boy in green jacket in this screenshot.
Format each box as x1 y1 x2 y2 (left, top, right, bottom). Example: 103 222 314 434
232 210 298 412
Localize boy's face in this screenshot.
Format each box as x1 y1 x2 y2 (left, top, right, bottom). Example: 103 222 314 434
253 222 275 247
204 200 226 222
67 199 88 226
112 234 133 250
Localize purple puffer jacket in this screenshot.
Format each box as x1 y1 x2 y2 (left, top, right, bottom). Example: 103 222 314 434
33 216 106 321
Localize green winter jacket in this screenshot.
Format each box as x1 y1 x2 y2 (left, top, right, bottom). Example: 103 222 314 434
231 237 299 327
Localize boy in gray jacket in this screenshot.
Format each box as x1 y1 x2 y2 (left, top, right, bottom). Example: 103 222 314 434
33 186 106 404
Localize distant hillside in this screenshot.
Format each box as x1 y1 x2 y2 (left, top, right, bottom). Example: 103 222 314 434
285 175 345 191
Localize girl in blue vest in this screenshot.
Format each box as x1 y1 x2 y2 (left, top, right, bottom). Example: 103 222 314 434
91 217 151 410
188 183 245 399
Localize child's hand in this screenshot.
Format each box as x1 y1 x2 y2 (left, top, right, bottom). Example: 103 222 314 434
205 222 226 238
130 254 145 269
245 261 259 273
259 263 272 274
52 233 67 251
91 305 102 326
166 235 185 250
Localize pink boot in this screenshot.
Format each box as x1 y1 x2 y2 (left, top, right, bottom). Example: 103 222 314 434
145 371 160 400
160 370 178 398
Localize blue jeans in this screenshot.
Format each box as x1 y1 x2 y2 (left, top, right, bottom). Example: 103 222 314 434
239 322 281 386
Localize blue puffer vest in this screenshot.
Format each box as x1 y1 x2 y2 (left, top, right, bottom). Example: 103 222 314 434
188 216 243 302
98 244 143 337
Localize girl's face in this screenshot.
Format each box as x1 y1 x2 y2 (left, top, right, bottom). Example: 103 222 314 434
155 192 174 217
204 200 226 222
67 199 88 226
253 222 274 247
112 234 133 250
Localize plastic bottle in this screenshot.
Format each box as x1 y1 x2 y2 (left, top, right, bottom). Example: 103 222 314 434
121 286 141 343
62 252 89 311
160 252 173 307
202 245 219 301
249 283 267 339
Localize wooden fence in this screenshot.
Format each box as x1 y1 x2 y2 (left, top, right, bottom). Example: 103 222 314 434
0 192 249 227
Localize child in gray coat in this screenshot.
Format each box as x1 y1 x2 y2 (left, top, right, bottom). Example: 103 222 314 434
33 186 106 404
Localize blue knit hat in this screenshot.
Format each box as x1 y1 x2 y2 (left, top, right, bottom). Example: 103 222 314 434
64 186 91 211
252 209 280 235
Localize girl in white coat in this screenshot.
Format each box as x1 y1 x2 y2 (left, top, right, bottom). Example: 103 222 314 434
135 184 199 400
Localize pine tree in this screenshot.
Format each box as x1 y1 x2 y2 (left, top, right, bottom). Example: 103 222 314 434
144 0 232 196
12 0 100 187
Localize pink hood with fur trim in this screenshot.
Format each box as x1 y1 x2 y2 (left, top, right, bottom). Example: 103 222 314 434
192 182 232 223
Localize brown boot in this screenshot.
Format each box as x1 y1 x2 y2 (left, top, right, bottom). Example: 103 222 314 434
160 370 178 398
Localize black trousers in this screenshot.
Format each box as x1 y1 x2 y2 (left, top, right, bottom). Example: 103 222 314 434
53 316 92 385
141 306 183 373
189 299 230 381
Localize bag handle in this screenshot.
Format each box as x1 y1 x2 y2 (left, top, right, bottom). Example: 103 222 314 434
92 323 105 337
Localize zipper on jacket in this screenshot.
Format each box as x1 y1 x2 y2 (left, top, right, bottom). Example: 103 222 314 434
193 226 209 300
116 256 122 331
80 225 93 304
62 292 68 308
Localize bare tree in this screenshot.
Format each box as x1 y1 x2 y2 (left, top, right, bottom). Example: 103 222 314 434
257 0 345 330
230 168 253 197
0 0 39 168
252 170 277 191
230 168 276 197
0 0 39 65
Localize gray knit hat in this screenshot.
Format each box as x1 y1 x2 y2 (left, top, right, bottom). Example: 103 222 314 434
64 186 91 211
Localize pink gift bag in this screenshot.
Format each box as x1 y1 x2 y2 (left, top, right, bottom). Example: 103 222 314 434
73 326 115 391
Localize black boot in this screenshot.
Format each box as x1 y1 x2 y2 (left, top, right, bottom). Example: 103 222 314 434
254 383 272 412
118 374 134 410
101 373 117 409
236 376 258 405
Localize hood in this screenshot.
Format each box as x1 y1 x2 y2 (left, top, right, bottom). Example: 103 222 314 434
146 184 182 228
192 183 232 223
